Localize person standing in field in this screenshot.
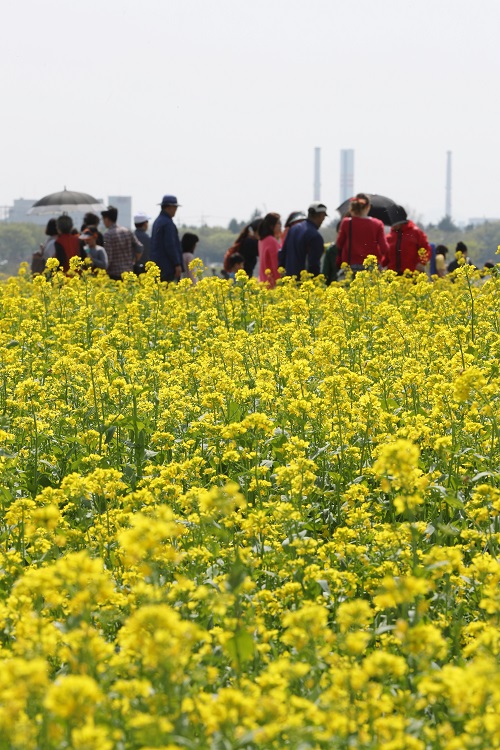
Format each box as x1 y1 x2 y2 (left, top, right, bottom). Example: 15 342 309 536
133 212 151 274
181 232 200 283
322 222 341 285
223 218 262 277
279 201 328 279
79 225 108 270
434 244 449 277
101 205 142 280
447 241 472 273
258 212 282 287
280 210 307 248
336 194 389 273
81 212 105 247
54 215 81 272
41 218 58 259
385 206 431 274
150 195 184 282
32 218 58 274
227 252 245 279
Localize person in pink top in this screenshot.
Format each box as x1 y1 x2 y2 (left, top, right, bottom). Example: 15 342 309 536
337 193 389 274
258 212 282 287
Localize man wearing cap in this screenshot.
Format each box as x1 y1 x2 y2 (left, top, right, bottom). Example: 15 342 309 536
279 202 328 279
101 205 143 280
150 195 184 282
133 212 151 273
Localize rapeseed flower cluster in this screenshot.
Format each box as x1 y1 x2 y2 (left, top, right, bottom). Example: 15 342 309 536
0 261 499 748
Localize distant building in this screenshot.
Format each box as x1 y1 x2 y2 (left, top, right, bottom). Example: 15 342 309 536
108 196 132 229
0 198 89 229
1 195 133 230
4 199 47 226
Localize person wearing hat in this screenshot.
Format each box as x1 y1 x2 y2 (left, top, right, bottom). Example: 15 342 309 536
279 201 328 279
101 205 143 280
150 195 184 282
385 206 431 274
81 212 105 247
133 211 151 274
79 225 108 270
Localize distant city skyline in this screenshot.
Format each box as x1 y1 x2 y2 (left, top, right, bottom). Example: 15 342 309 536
2 159 498 230
0 196 132 229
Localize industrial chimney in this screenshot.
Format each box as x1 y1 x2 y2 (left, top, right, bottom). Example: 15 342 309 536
340 149 354 204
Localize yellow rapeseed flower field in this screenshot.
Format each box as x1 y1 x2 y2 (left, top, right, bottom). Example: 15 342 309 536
0 258 499 748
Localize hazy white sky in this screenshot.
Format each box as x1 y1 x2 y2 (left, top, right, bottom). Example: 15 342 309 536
2 0 499 226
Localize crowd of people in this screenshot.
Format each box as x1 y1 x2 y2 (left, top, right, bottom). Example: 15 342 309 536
32 195 197 282
224 193 484 285
32 192 485 283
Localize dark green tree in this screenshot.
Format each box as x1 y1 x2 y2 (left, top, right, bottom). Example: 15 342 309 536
227 218 245 234
437 215 459 232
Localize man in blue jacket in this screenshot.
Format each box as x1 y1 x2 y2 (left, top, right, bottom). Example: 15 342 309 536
279 201 328 279
150 195 184 282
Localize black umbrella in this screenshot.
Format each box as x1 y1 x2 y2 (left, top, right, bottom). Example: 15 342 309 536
27 189 105 216
336 193 398 226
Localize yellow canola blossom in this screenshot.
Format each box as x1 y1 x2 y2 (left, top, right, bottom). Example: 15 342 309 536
0 262 498 748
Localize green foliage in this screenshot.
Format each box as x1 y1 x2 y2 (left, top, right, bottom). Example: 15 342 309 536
0 223 45 276
179 224 238 268
437 214 459 232
228 218 246 234
427 221 500 266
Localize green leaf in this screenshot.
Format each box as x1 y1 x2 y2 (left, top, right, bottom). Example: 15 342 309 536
104 426 117 444
442 495 464 509
471 471 495 483
225 628 255 664
437 523 460 536
226 558 247 591
384 398 399 410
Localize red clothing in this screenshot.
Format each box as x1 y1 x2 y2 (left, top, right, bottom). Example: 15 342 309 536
386 221 431 273
55 233 81 272
258 236 280 287
337 216 389 266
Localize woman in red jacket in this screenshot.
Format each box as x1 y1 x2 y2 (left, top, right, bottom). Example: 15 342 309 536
385 206 431 274
337 194 389 273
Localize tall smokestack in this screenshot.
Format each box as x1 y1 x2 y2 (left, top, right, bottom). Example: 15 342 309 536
313 147 321 200
445 150 452 218
340 149 354 204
